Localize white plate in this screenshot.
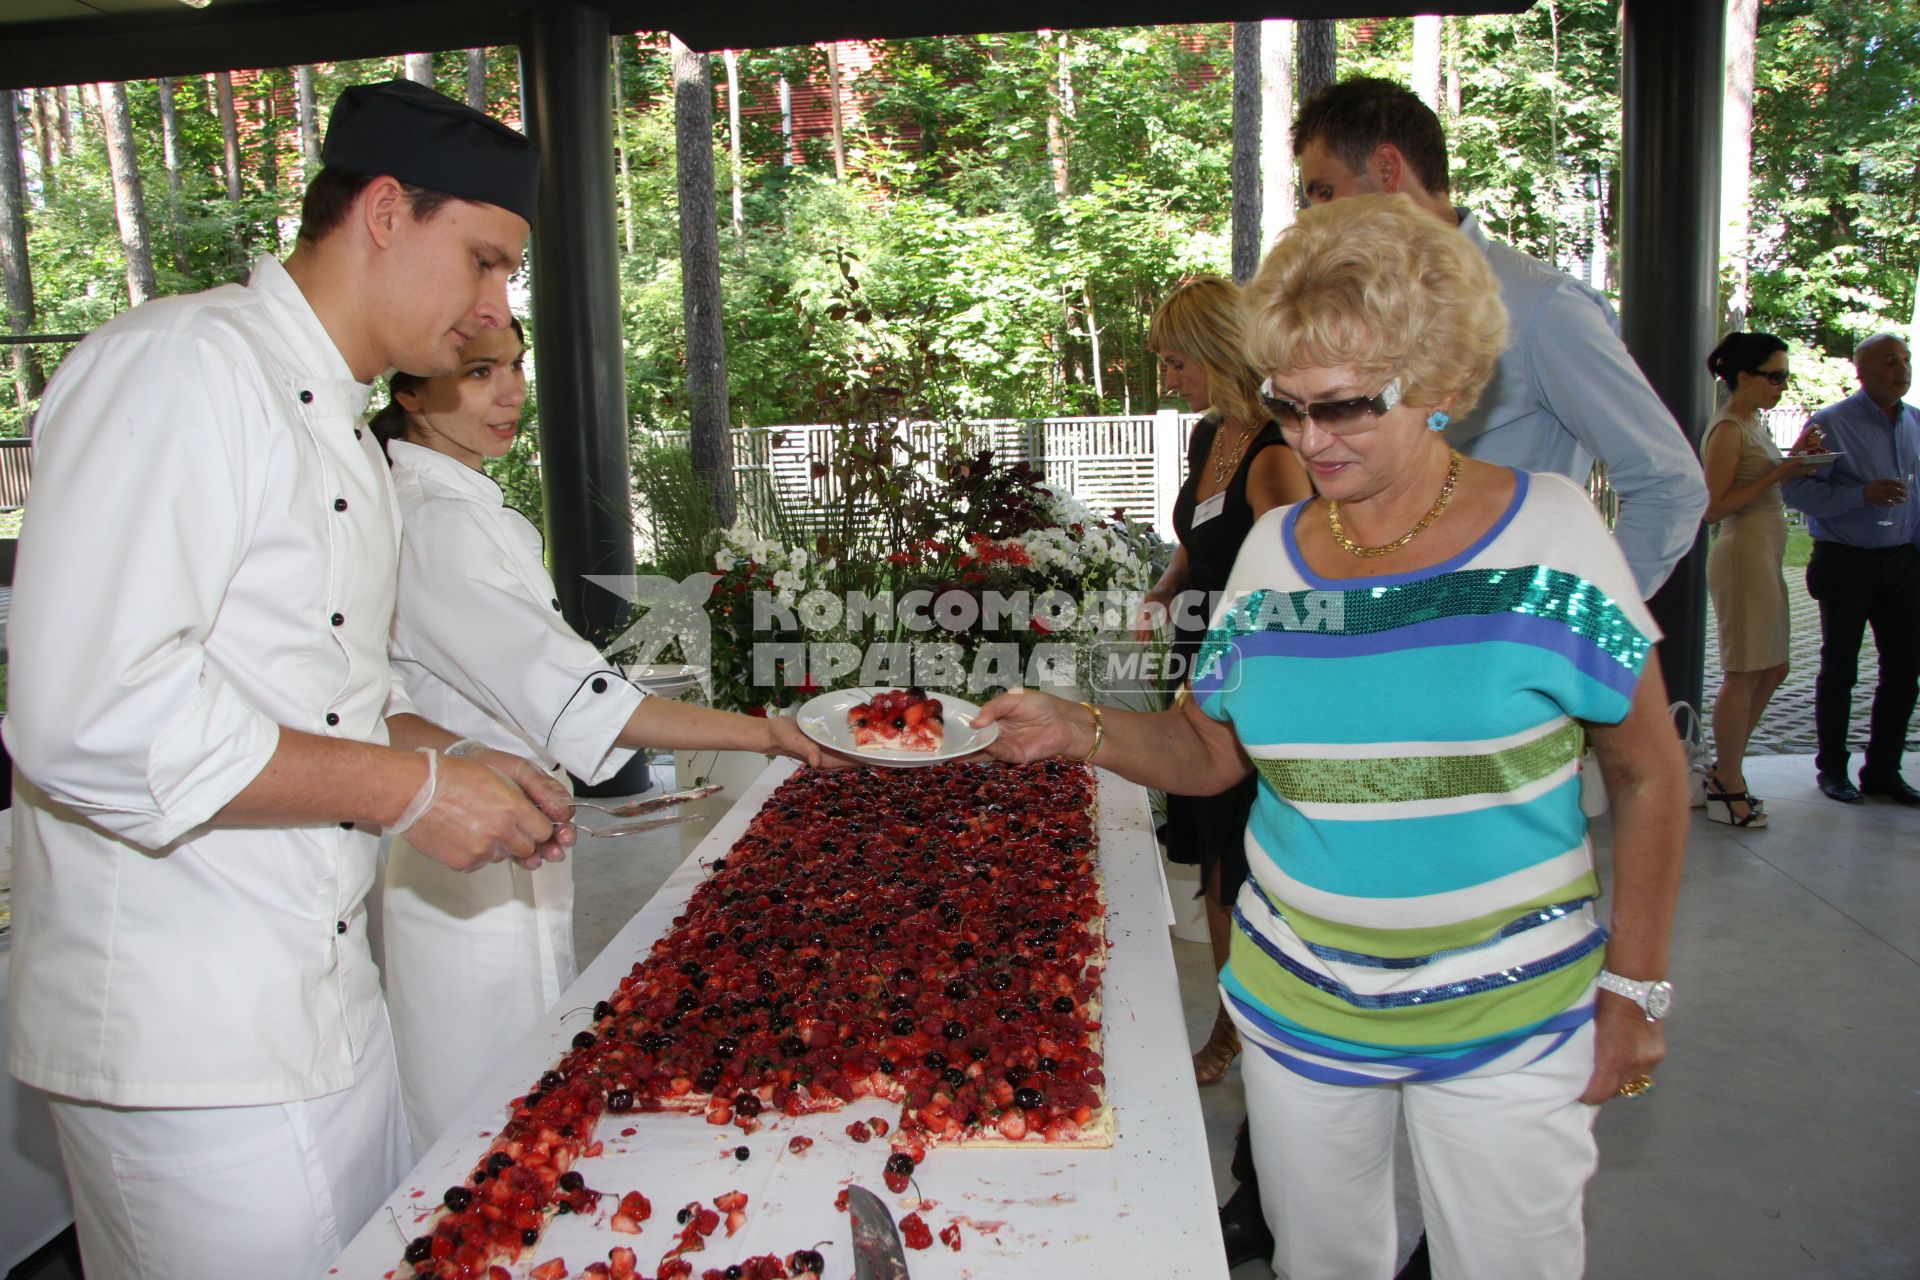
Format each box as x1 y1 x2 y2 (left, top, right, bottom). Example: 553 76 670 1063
625 663 706 697
795 687 999 767
1790 452 1845 465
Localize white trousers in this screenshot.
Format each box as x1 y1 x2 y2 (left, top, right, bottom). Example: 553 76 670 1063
383 835 575 1153
48 1009 411 1280
1237 1015 1599 1280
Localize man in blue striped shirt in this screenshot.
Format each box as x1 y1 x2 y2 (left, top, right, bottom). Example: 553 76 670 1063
1782 333 1920 805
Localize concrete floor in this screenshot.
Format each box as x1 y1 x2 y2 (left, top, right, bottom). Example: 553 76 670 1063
18 753 1911 1280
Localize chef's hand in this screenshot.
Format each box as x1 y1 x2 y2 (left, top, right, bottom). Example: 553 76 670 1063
1580 993 1667 1106
971 687 1086 763
472 748 578 866
763 714 826 768
404 754 569 872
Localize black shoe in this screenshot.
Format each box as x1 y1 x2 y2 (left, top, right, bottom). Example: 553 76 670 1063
1817 772 1864 803
1219 1182 1274 1269
1859 771 1920 806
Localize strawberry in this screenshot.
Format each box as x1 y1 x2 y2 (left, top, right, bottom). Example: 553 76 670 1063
939 1223 963 1251
529 1261 569 1280
607 1247 637 1280
899 1213 934 1250
714 1190 749 1212
786 1135 813 1155
725 1210 747 1237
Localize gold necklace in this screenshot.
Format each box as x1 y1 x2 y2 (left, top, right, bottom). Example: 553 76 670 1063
1210 418 1258 487
1327 450 1463 558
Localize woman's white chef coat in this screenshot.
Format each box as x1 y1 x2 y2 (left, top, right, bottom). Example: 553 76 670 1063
4 257 404 1108
382 438 644 1147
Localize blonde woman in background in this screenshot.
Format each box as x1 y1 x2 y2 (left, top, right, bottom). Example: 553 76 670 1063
1137 274 1312 1085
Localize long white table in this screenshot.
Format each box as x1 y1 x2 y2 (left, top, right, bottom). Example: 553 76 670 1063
332 760 1226 1279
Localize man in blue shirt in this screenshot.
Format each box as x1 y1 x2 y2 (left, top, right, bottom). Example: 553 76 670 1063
1782 333 1920 805
1287 77 1707 599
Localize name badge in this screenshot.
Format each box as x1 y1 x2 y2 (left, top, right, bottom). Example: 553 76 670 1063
1192 492 1227 527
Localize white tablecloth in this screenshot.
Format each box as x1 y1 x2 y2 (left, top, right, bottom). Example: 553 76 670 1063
331 761 1227 1278
0 812 75 1270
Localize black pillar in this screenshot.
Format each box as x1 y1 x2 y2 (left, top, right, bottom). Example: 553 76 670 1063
519 3 634 645
1620 0 1723 711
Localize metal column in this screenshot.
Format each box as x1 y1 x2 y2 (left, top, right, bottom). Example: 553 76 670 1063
519 3 634 645
1620 0 1723 711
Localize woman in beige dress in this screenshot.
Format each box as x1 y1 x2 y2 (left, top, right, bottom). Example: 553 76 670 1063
1702 332 1822 826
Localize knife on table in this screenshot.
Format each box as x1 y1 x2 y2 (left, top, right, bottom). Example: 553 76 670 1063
847 1185 913 1280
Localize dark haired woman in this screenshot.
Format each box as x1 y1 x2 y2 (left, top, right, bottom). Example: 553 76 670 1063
370 321 820 1149
1701 332 1823 826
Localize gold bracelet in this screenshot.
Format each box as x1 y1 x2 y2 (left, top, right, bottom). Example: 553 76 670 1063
1071 701 1105 763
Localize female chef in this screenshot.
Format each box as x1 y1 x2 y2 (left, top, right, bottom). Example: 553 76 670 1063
370 319 821 1148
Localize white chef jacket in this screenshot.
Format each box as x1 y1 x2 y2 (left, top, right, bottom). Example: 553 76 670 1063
382 439 643 1148
3 256 407 1108
386 438 641 780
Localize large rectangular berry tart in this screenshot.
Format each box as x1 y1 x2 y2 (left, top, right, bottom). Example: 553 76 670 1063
399 758 1108 1279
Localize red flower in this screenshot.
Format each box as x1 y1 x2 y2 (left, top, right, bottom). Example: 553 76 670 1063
745 705 769 718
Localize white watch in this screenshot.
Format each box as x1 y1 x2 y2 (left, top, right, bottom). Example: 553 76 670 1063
1597 970 1673 1022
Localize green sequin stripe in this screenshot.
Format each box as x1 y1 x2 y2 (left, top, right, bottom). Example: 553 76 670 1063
1254 870 1602 960
1199 565 1654 673
1228 929 1605 1047
1251 719 1584 806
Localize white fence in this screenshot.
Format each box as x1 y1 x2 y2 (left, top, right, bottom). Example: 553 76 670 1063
639 411 1201 545
638 405 1791 555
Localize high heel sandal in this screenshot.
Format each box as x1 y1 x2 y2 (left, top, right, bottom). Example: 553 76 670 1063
1192 1004 1241 1085
1704 763 1767 828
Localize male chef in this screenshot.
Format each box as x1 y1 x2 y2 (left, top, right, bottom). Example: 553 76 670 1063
4 81 573 1279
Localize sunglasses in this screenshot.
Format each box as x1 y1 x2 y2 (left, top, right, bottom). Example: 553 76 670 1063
1752 369 1791 386
1259 376 1404 434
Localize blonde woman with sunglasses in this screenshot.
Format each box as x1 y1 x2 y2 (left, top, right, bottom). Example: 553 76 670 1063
1700 332 1824 826
975 195 1688 1280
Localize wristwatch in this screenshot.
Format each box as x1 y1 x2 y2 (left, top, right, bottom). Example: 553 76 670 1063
1597 970 1674 1022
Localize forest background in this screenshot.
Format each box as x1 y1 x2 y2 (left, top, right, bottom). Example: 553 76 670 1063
2 0 1918 536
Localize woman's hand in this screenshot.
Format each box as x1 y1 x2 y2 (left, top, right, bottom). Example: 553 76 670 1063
1579 994 1667 1105
1133 590 1172 643
1771 454 1823 483
971 688 1090 764
763 713 825 768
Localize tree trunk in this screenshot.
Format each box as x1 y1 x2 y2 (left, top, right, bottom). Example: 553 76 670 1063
824 43 847 180
1298 20 1338 105
1445 18 1462 116
778 76 794 166
1720 0 1759 333
1230 22 1261 283
1260 18 1297 244
54 86 72 157
1082 284 1105 401
724 50 744 241
97 82 157 307
29 90 53 193
613 39 636 254
405 54 434 89
1045 30 1072 200
296 65 322 171
256 76 279 203
0 89 43 406
671 37 736 526
212 71 248 270
156 78 190 274
466 49 488 111
1411 16 1442 110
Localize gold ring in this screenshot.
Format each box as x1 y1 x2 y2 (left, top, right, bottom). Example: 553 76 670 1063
1616 1076 1653 1098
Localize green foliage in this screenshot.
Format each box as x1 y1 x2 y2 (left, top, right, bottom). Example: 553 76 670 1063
1748 1 1920 362
7 13 1916 475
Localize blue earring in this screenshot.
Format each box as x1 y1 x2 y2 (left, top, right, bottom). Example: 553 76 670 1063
1427 410 1450 432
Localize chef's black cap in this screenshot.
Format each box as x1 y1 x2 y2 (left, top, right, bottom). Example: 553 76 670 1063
322 80 539 224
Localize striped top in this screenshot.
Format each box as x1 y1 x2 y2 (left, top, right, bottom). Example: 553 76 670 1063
1192 471 1659 1084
